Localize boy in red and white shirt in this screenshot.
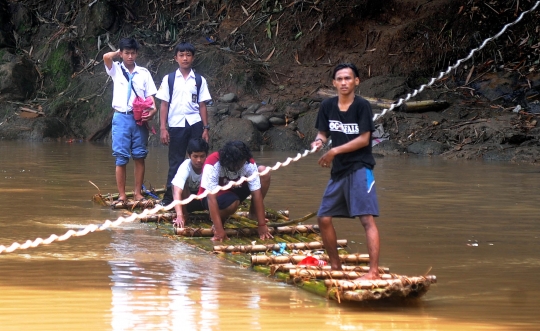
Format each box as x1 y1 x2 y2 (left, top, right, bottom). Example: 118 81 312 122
198 141 272 241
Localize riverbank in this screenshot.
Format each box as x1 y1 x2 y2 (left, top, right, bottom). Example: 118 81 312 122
0 0 539 164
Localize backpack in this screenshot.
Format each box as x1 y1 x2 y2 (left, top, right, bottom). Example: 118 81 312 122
168 71 202 109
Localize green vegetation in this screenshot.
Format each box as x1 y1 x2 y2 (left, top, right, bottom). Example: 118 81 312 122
43 43 72 94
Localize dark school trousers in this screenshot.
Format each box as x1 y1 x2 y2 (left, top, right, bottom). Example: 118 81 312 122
162 121 203 203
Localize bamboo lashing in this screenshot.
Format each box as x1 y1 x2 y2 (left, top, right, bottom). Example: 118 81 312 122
251 253 369 265
92 187 166 204
175 224 319 237
324 275 437 290
270 264 390 274
235 210 289 220
110 199 155 210
289 269 393 280
213 240 347 253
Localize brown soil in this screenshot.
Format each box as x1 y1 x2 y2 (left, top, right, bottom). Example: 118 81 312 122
206 0 540 163
2 0 540 163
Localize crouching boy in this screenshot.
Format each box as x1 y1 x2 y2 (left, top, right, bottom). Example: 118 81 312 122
171 138 209 227
198 141 272 241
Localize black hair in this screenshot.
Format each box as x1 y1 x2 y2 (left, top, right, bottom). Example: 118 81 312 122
118 38 140 52
174 42 196 56
187 137 209 155
332 63 359 79
219 141 252 171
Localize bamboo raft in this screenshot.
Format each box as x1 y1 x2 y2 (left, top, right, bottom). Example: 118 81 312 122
92 191 436 303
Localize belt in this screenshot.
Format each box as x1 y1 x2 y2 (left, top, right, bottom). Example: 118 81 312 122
115 110 133 114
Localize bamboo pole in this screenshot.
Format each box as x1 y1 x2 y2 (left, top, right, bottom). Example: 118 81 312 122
338 289 387 301
267 212 316 227
111 199 156 210
139 212 176 222
93 188 166 202
175 224 319 237
270 264 390 274
251 253 369 265
213 240 347 253
289 269 393 280
324 275 436 290
235 209 289 220
137 210 314 226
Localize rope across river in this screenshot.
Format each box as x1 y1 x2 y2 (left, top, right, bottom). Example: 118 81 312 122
1 1 539 254
0 148 315 254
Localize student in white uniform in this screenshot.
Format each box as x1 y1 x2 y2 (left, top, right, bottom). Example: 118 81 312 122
171 138 209 227
155 42 212 206
103 38 157 206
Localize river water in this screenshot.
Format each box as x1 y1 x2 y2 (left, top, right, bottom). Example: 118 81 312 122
0 140 538 331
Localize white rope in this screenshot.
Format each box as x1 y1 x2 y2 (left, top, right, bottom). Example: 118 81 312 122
2 2 539 254
373 0 540 121
0 148 315 254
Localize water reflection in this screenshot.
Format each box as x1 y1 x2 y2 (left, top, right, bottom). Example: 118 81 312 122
0 141 539 330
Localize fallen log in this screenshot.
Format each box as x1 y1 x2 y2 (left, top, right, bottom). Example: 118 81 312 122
316 88 450 113
251 253 370 265
213 240 347 253
175 224 320 237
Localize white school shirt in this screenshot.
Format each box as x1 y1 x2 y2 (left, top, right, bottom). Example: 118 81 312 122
171 159 202 193
105 62 157 113
199 152 261 195
155 69 211 127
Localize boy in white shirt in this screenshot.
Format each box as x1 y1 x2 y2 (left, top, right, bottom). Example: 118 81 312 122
156 42 212 206
103 38 157 205
171 138 209 227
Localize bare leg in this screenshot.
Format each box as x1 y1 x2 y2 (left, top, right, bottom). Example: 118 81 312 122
358 215 380 280
258 165 271 198
115 165 127 202
210 199 240 241
318 216 342 270
250 165 271 218
133 158 145 201
220 200 240 221
180 183 191 217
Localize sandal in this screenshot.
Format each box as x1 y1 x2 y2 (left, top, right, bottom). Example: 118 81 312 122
111 199 126 209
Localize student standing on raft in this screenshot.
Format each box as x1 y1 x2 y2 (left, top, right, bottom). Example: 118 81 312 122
311 63 381 280
156 42 212 206
103 38 157 207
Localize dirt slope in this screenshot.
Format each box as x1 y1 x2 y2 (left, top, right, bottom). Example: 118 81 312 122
1 0 539 162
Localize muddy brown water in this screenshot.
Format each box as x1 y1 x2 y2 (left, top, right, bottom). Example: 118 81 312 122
0 140 538 330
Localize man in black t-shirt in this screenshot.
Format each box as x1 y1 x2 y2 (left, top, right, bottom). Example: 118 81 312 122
311 63 381 280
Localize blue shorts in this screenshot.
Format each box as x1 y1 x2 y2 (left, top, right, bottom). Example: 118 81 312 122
317 167 379 218
111 111 149 166
202 182 251 210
